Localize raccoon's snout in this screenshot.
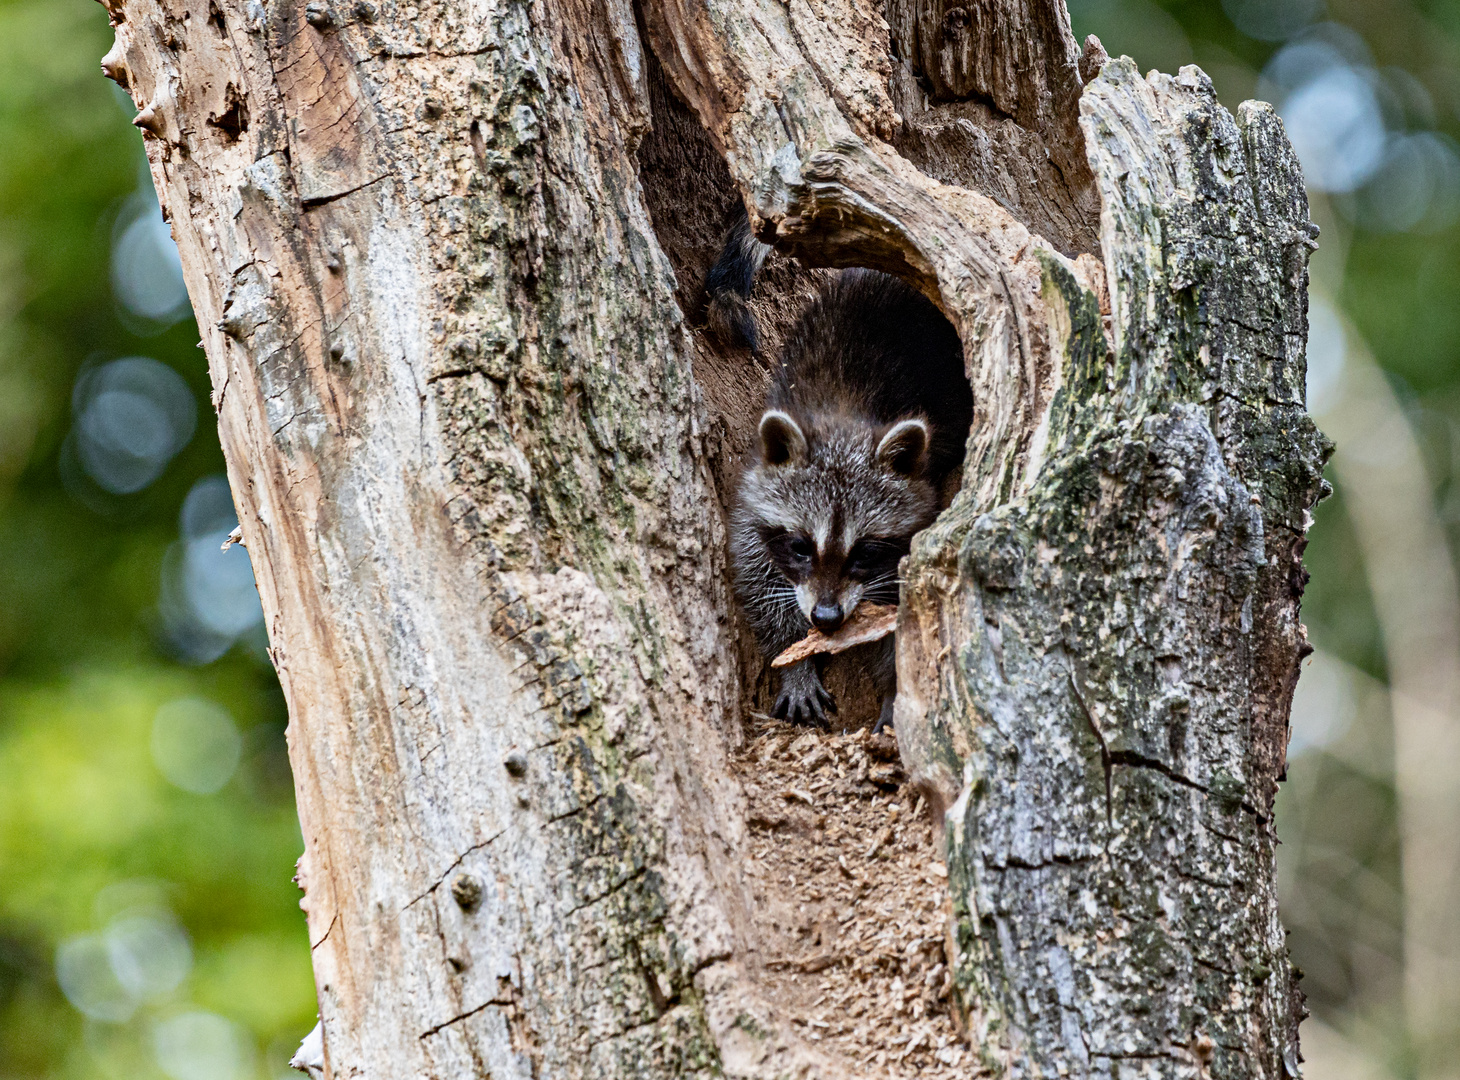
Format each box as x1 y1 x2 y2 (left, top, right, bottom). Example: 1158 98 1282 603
811 601 845 634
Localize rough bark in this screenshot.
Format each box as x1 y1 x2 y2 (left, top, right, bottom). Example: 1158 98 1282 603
898 70 1327 1076
104 1 773 1076
101 0 1325 1073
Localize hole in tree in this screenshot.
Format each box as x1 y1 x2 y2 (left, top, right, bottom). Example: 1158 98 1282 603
207 83 248 142
635 48 976 1074
636 53 973 737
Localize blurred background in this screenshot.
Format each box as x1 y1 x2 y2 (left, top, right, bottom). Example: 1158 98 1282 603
0 0 1456 1077
0 2 317 1078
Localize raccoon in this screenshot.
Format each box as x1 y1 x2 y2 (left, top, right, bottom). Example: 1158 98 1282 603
715 214 973 728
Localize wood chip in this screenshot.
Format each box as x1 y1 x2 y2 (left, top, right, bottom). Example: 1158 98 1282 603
771 603 898 668
767 953 841 974
731 720 966 1076
865 824 894 860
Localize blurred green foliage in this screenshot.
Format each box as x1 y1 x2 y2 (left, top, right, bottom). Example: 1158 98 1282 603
0 0 315 1076
2 0 1456 1075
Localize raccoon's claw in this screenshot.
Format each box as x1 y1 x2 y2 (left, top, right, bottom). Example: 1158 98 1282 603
773 685 836 726
773 663 836 726
871 694 895 734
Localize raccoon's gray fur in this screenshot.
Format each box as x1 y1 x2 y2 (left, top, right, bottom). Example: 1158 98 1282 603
722 222 973 728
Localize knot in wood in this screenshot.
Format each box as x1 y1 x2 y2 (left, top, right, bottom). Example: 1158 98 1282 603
941 6 969 34
101 44 129 88
132 103 163 137
304 2 333 27
450 872 483 911
961 515 1025 591
504 750 528 778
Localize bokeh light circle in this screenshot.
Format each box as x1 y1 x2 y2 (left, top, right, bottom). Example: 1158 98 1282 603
105 914 192 999
1281 65 1388 192
71 357 196 495
55 934 135 1023
111 191 191 327
153 1011 251 1080
151 697 243 795
1221 0 1322 42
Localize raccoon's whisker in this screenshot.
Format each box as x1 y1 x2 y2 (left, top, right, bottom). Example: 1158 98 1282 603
759 585 800 599
768 599 801 611
863 584 904 601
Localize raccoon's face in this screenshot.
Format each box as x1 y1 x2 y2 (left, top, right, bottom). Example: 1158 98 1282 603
738 409 940 633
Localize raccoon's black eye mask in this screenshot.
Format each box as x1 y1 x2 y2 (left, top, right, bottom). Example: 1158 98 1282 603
759 526 908 585
760 528 815 578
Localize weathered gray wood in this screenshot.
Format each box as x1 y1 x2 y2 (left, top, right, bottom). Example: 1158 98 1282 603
897 63 1326 1076
883 0 1100 255
103 0 826 1075
103 0 1323 1071
639 0 1324 1057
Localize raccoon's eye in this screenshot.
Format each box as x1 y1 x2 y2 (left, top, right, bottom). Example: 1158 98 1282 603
845 538 907 579
788 537 815 561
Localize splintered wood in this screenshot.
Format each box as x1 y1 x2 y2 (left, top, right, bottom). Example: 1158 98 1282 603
771 603 898 668
734 721 980 1077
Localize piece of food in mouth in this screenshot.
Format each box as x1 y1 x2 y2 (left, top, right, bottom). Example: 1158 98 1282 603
770 603 898 669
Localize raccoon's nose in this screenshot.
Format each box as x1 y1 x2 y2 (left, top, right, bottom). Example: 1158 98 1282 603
811 601 844 634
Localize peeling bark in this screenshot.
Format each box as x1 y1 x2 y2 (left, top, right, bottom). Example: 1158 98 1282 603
103 0 1323 1074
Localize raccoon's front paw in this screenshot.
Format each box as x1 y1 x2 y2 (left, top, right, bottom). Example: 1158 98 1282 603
773 662 836 726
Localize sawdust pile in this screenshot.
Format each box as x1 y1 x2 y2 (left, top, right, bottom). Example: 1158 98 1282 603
734 721 982 1077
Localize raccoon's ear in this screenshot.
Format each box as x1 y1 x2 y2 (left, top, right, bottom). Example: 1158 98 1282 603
758 410 808 467
876 419 929 478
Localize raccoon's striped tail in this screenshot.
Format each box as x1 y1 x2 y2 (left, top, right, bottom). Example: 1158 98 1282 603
705 208 772 354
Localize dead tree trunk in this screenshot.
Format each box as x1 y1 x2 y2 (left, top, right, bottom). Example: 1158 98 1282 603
102 0 1325 1073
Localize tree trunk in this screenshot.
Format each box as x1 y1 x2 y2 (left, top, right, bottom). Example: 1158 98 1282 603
102 0 1325 1073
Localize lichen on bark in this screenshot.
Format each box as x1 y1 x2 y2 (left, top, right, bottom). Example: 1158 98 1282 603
897 61 1329 1077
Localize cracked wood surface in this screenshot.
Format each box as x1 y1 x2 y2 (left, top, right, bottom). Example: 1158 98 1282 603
894 66 1328 1076
105 0 1323 1072
104 0 820 1075
634 0 1325 1069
